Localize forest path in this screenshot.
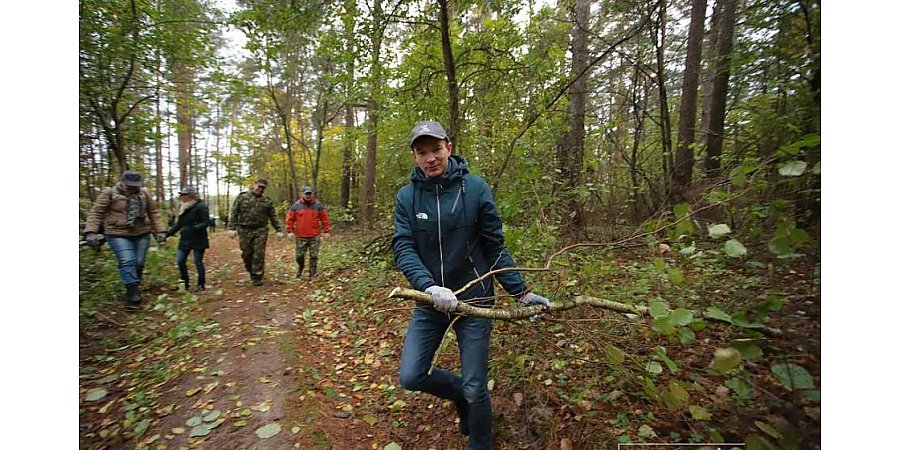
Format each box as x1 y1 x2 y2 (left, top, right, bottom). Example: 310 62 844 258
79 230 469 450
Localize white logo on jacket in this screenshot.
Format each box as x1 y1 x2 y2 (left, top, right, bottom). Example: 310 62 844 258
415 212 428 220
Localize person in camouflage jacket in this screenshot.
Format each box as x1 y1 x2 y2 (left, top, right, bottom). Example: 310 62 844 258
227 178 283 285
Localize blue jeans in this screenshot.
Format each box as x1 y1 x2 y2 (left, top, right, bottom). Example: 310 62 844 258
105 234 151 286
176 248 206 287
399 306 493 450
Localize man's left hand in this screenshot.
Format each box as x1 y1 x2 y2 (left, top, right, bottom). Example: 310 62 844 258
520 292 550 322
156 233 167 244
276 232 285 239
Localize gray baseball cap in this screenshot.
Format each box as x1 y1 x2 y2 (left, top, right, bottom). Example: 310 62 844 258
303 186 313 194
409 121 449 147
121 170 143 187
178 186 198 195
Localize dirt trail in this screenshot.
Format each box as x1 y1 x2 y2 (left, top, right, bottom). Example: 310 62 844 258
80 231 471 450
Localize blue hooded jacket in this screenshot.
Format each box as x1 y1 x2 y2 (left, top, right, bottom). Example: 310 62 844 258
392 155 527 305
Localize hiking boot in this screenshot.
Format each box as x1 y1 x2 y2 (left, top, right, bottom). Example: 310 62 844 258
125 283 142 310
195 285 206 292
309 273 319 282
454 399 470 436
252 276 264 286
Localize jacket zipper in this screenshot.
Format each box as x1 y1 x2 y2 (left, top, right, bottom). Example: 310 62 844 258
436 186 445 287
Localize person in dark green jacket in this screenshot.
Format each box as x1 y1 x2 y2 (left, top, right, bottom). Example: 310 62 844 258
167 186 210 292
392 121 550 450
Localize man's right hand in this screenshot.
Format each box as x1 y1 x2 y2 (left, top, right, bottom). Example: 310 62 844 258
84 233 101 250
227 230 238 238
425 286 458 313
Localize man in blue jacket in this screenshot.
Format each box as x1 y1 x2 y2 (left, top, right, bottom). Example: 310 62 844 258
393 120 550 450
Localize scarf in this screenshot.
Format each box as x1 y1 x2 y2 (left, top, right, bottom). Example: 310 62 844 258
178 199 198 217
116 184 146 228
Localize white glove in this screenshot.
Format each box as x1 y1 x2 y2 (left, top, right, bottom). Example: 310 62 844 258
276 232 285 239
227 230 238 238
425 286 458 313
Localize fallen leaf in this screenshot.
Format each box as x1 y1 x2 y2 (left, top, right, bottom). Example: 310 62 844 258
560 438 574 450
513 392 524 407
255 423 281 439
85 388 107 402
189 424 212 437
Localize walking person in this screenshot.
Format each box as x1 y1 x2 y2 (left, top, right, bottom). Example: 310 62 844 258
392 121 550 449
82 170 167 309
285 186 331 281
165 186 210 292
227 178 284 286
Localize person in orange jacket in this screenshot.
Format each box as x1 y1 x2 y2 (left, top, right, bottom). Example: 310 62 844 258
285 186 331 281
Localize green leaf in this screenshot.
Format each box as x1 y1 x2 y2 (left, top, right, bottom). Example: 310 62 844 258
711 348 742 374
384 443 402 450
669 308 693 326
604 344 626 365
729 339 763 359
255 423 282 439
768 237 792 256
791 228 810 246
778 160 807 176
668 381 689 403
133 419 151 437
704 306 733 323
754 421 783 440
800 389 821 402
646 361 663 375
667 268 685 285
649 300 670 318
363 414 378 426
654 347 679 373
652 316 677 335
202 410 222 422
689 405 711 420
677 327 696 344
725 377 753 398
186 416 202 427
679 243 696 255
708 223 731 239
85 388 107 402
723 239 747 257
771 363 815 391
673 203 690 219
746 433 779 450
189 424 212 437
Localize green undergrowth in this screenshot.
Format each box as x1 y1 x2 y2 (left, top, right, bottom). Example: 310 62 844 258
329 226 821 449
79 245 223 446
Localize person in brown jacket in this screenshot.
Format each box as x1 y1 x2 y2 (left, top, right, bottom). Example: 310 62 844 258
83 170 166 309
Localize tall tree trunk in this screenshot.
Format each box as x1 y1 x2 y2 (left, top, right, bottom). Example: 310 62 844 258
341 1 356 210
654 0 673 203
437 0 461 151
154 55 165 203
342 104 354 209
361 0 383 228
704 0 737 178
669 0 707 204
555 0 590 236
174 59 193 188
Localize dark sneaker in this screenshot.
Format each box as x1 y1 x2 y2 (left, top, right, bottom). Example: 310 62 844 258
195 285 206 292
309 274 319 282
252 277 264 286
454 399 470 436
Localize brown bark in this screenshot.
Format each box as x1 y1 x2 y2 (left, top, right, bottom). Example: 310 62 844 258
669 0 708 204
654 0 674 193
555 0 590 236
437 0 461 151
388 288 781 335
174 58 193 188
361 0 383 228
704 0 737 178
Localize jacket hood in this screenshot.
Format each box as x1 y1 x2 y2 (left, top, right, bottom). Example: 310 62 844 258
409 154 469 187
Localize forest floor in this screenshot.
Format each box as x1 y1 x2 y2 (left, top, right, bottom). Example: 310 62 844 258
79 227 820 450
